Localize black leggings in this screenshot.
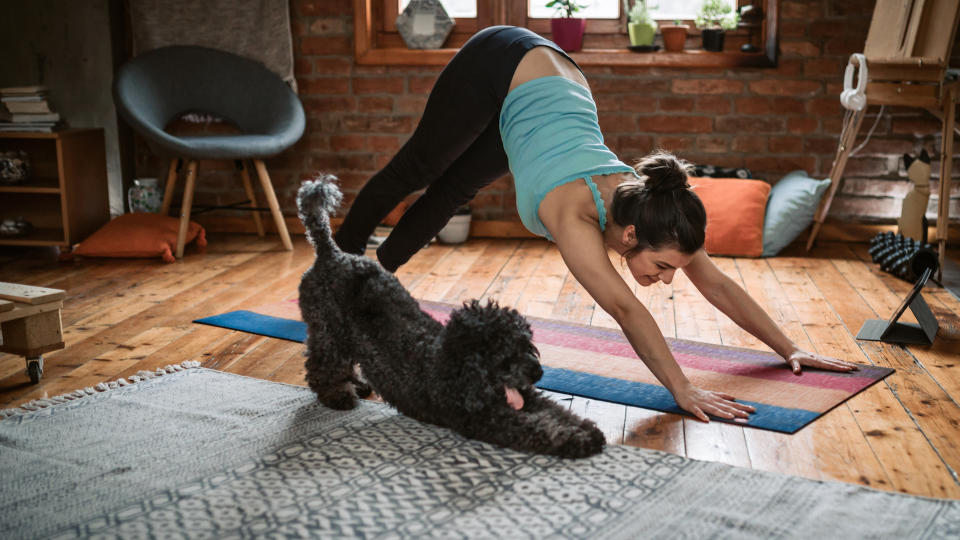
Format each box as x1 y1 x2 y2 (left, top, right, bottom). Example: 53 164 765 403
333 26 579 272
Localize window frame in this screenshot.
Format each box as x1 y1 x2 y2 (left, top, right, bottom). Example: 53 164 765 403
355 0 778 68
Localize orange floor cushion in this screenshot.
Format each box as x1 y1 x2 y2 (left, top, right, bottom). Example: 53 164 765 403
689 177 771 257
73 213 207 263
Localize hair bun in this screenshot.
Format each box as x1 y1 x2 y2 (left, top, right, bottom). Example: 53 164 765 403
638 151 693 194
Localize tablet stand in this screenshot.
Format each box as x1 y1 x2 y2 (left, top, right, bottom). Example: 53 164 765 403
856 268 938 345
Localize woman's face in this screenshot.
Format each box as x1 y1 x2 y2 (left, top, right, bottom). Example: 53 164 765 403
625 247 693 286
615 224 694 286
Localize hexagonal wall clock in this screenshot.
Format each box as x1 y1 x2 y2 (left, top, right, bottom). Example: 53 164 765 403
396 0 455 49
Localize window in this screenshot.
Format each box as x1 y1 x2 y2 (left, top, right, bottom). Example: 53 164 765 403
648 0 736 22
528 0 619 19
399 0 477 18
357 0 777 67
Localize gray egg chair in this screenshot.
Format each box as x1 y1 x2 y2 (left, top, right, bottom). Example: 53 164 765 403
113 45 305 257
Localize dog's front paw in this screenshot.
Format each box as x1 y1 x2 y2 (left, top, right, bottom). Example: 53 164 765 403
556 422 606 459
315 386 359 410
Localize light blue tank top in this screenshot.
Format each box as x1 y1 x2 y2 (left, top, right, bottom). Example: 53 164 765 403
499 76 638 241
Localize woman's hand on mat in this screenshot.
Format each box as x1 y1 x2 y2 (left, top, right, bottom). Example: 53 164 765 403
675 384 755 423
786 350 859 375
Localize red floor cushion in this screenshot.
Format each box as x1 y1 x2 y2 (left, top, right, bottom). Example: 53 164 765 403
73 213 206 263
689 177 771 257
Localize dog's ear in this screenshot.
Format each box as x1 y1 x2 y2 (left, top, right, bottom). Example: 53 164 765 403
440 301 504 412
452 358 500 413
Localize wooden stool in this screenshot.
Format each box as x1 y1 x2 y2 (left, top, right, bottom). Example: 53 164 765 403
0 283 66 384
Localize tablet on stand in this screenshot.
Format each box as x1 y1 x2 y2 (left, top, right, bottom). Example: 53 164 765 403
856 267 938 345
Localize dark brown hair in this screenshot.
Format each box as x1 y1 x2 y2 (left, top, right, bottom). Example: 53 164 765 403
610 151 707 255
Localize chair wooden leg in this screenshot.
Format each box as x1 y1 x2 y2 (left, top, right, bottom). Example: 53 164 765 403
176 160 199 259
160 158 180 216
252 159 293 251
937 88 956 281
806 108 867 251
238 160 265 237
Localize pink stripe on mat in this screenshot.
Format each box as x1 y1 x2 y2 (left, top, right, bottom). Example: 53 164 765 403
533 328 873 393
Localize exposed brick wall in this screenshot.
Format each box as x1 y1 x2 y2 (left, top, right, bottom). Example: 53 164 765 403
136 0 960 227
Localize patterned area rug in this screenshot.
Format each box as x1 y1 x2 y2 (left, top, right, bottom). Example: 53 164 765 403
0 366 957 539
195 299 894 433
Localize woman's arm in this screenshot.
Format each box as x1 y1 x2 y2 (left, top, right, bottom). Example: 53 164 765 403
683 250 859 373
549 216 754 421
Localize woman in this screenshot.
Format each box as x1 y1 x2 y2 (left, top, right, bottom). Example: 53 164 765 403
335 26 858 422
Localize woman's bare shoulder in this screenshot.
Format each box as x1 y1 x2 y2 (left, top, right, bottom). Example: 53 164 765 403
509 47 588 92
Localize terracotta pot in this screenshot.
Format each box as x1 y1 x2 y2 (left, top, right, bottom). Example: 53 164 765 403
551 17 586 52
660 24 689 52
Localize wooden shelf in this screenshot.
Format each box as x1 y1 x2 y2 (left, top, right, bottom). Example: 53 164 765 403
0 177 60 193
355 47 774 68
0 228 67 247
0 129 109 249
0 128 99 140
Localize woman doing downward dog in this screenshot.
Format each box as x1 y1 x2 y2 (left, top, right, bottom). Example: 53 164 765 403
334 26 858 421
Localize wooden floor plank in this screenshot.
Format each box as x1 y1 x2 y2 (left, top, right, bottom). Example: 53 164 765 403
268 349 309 386
224 338 304 381
711 257 766 350
551 272 596 324
569 396 627 444
440 239 519 305
479 240 549 309
622 408 686 455
410 241 489 302
393 243 455 290
515 245 567 319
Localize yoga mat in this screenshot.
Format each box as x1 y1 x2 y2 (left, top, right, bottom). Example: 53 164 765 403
195 300 894 434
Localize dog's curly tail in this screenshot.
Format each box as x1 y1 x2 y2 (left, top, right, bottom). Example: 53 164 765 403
297 174 343 257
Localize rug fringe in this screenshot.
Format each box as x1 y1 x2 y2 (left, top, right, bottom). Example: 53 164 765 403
0 361 202 420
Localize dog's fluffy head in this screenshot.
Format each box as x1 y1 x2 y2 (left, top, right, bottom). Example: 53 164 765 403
440 300 542 412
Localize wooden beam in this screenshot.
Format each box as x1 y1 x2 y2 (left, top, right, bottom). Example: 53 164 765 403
0 282 65 304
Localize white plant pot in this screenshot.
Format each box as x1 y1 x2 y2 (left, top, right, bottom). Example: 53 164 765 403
437 214 471 244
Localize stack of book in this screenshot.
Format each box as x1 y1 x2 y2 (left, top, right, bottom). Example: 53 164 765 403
0 86 61 132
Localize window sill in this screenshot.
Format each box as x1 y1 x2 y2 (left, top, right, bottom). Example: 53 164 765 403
355 47 775 68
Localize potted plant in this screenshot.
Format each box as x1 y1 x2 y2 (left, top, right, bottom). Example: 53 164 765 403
695 0 739 52
546 0 588 52
623 0 656 47
660 19 689 52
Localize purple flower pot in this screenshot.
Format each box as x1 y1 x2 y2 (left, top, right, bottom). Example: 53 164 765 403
551 18 586 52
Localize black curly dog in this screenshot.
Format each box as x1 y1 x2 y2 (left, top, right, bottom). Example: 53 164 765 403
297 175 605 458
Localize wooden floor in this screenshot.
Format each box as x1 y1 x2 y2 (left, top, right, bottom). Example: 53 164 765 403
3 234 960 499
